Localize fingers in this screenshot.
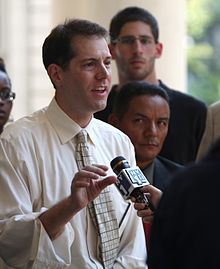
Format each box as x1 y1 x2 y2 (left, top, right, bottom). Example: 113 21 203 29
91 164 109 172
140 184 162 209
73 165 116 189
133 202 146 211
137 207 153 218
135 205 154 223
82 164 109 177
97 175 116 190
140 184 161 194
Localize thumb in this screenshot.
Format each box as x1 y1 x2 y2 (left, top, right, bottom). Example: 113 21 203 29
141 184 160 193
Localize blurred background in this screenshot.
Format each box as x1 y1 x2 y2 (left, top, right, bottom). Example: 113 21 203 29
0 0 219 121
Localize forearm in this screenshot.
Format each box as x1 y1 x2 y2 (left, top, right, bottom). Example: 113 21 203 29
39 196 79 240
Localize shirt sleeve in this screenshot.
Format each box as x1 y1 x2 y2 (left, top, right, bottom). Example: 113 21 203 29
0 139 74 268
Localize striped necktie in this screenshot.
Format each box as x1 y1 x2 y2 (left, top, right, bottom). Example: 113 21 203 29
75 130 119 269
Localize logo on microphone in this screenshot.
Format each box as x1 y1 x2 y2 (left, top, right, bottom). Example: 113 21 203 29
110 156 150 202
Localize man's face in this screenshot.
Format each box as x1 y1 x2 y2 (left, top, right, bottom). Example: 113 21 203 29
0 71 13 131
116 95 169 167
54 36 112 122
110 21 162 83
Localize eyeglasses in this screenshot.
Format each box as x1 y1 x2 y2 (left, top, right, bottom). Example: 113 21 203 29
113 35 155 46
0 90 16 102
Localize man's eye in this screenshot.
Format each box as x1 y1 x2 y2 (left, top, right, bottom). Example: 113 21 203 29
105 61 111 69
140 37 151 45
134 118 143 123
83 62 96 70
120 37 136 45
85 62 95 67
158 121 168 128
0 91 9 99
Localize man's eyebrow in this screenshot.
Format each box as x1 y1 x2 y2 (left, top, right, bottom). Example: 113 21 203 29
80 55 112 62
134 113 169 120
159 117 169 121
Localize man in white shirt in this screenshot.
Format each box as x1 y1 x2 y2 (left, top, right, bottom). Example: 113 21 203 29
0 19 147 268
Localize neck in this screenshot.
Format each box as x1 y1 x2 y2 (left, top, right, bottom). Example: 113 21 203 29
118 73 159 89
55 97 93 128
72 115 93 128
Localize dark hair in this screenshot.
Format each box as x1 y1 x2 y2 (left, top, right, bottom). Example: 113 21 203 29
110 6 159 43
0 58 7 73
42 18 108 70
0 57 11 87
113 81 169 119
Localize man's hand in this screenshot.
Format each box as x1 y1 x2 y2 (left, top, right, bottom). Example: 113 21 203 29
39 164 116 240
132 185 162 223
70 164 116 212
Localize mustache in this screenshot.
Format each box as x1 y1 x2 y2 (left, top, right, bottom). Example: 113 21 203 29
144 138 159 145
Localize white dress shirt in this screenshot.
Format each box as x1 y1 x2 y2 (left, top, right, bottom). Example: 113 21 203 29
0 98 147 269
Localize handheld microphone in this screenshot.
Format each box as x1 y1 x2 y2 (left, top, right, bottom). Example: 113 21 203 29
110 156 153 210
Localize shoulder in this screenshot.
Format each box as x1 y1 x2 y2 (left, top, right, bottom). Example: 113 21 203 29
90 118 135 164
91 118 131 142
1 107 48 144
159 80 207 111
156 156 184 170
210 100 220 116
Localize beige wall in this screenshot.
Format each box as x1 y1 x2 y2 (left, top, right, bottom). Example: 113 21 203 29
52 0 186 91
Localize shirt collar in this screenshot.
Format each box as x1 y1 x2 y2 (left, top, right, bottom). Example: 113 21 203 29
45 97 97 146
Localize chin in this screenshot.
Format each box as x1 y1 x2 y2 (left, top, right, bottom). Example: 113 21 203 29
140 153 157 161
95 102 107 112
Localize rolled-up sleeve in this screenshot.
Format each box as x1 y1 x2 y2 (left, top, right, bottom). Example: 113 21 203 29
0 139 74 268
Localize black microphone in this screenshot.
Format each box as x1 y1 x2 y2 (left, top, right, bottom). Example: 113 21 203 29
110 156 154 210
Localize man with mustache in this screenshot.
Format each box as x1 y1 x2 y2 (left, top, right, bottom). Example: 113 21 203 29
110 81 183 192
110 81 183 245
95 6 207 165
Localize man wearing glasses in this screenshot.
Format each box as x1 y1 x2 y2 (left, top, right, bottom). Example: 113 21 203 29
95 6 207 165
0 58 15 135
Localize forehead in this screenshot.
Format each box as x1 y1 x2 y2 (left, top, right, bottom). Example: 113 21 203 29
119 21 153 37
71 35 111 59
127 95 169 113
0 71 10 88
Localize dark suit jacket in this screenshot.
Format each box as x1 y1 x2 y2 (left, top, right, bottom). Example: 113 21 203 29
148 139 220 269
151 156 183 191
95 81 207 165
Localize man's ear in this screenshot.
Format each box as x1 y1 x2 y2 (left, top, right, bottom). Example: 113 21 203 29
47 64 63 87
109 43 116 60
155 42 163 59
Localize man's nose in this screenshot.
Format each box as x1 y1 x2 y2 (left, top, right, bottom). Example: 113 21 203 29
96 64 111 79
144 122 157 136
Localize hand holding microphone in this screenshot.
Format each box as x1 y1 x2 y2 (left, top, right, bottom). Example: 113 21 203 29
110 156 155 211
